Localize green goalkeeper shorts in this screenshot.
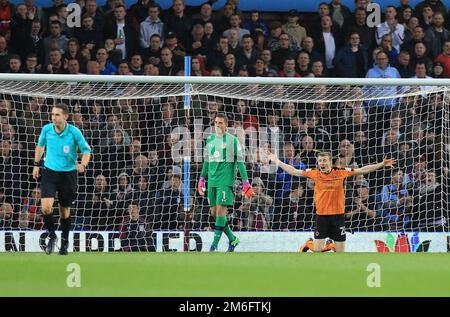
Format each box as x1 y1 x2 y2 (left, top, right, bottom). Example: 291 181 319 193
208 186 234 207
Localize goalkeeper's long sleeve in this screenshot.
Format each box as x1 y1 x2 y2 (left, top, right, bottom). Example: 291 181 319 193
237 161 249 182
200 161 209 179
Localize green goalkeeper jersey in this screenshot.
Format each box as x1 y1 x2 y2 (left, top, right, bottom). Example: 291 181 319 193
200 132 249 187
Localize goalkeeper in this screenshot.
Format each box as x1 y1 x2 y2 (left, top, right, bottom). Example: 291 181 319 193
266 150 395 252
198 113 253 252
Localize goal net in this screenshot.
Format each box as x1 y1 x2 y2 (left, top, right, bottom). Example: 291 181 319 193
0 75 448 252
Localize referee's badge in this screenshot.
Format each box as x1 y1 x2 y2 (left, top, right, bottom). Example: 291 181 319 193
63 146 70 153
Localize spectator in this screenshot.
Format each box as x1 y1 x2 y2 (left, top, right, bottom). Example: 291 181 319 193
380 169 413 231
86 59 101 75
0 35 10 73
140 33 162 66
23 19 43 61
203 21 217 52
272 33 298 70
240 177 273 230
193 2 218 30
9 3 33 57
392 50 415 78
275 142 306 198
333 31 368 78
296 51 311 76
278 57 300 77
243 9 269 37
139 3 163 49
191 55 209 76
222 52 238 76
311 60 326 77
400 25 425 57
300 36 323 63
154 174 183 230
158 46 181 76
282 9 306 47
0 202 13 230
434 40 450 77
346 181 379 231
312 15 343 76
128 0 152 24
0 0 14 39
410 42 433 74
411 170 444 231
424 12 450 58
104 37 122 67
164 0 193 49
96 48 117 75
335 139 358 169
235 34 259 71
432 60 445 77
223 13 249 45
74 14 103 54
277 180 312 231
376 6 405 52
103 4 138 60
419 4 434 30
329 0 352 30
119 203 153 251
365 51 401 108
234 99 259 130
21 187 43 230
45 48 64 74
342 7 375 51
0 139 22 199
206 35 232 70
130 54 144 75
398 4 413 26
415 0 446 19
82 0 105 32
379 33 399 64
403 16 420 43
42 20 68 66
216 1 234 35
303 111 332 151
260 49 278 74
7 54 22 73
297 135 319 168
187 23 207 56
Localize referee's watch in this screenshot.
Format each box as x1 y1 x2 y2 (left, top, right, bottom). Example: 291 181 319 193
33 161 39 166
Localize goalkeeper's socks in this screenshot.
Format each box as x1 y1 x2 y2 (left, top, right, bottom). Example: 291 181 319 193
224 221 236 242
60 217 71 242
211 215 227 249
43 214 56 239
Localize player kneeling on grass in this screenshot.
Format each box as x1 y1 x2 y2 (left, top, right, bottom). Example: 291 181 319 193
197 113 253 252
266 150 395 252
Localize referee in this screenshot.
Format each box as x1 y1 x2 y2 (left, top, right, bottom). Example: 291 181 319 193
32 103 91 255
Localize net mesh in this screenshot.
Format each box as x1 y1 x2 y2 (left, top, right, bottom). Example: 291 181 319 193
0 79 448 251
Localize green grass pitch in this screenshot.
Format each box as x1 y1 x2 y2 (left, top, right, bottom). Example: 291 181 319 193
1 253 449 297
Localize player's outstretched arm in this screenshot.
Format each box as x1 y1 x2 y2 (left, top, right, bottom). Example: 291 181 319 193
354 157 396 175
265 150 304 177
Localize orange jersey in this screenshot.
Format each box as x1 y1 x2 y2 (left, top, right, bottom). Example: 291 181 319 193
302 168 355 215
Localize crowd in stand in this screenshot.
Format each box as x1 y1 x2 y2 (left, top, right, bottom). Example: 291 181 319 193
0 0 449 246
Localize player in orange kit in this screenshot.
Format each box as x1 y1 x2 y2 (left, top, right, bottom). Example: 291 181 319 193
266 150 395 252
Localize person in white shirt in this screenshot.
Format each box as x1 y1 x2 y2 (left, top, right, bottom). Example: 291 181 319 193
376 6 405 52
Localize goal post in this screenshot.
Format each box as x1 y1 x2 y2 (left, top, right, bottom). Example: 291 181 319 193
0 74 449 252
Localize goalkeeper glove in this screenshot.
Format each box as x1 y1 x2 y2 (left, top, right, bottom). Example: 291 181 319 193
198 177 206 195
242 180 253 199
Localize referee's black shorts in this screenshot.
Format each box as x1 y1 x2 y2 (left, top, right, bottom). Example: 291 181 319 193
314 214 346 242
41 168 77 207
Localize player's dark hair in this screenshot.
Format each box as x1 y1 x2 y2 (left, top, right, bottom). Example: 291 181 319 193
53 103 70 115
216 112 228 123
